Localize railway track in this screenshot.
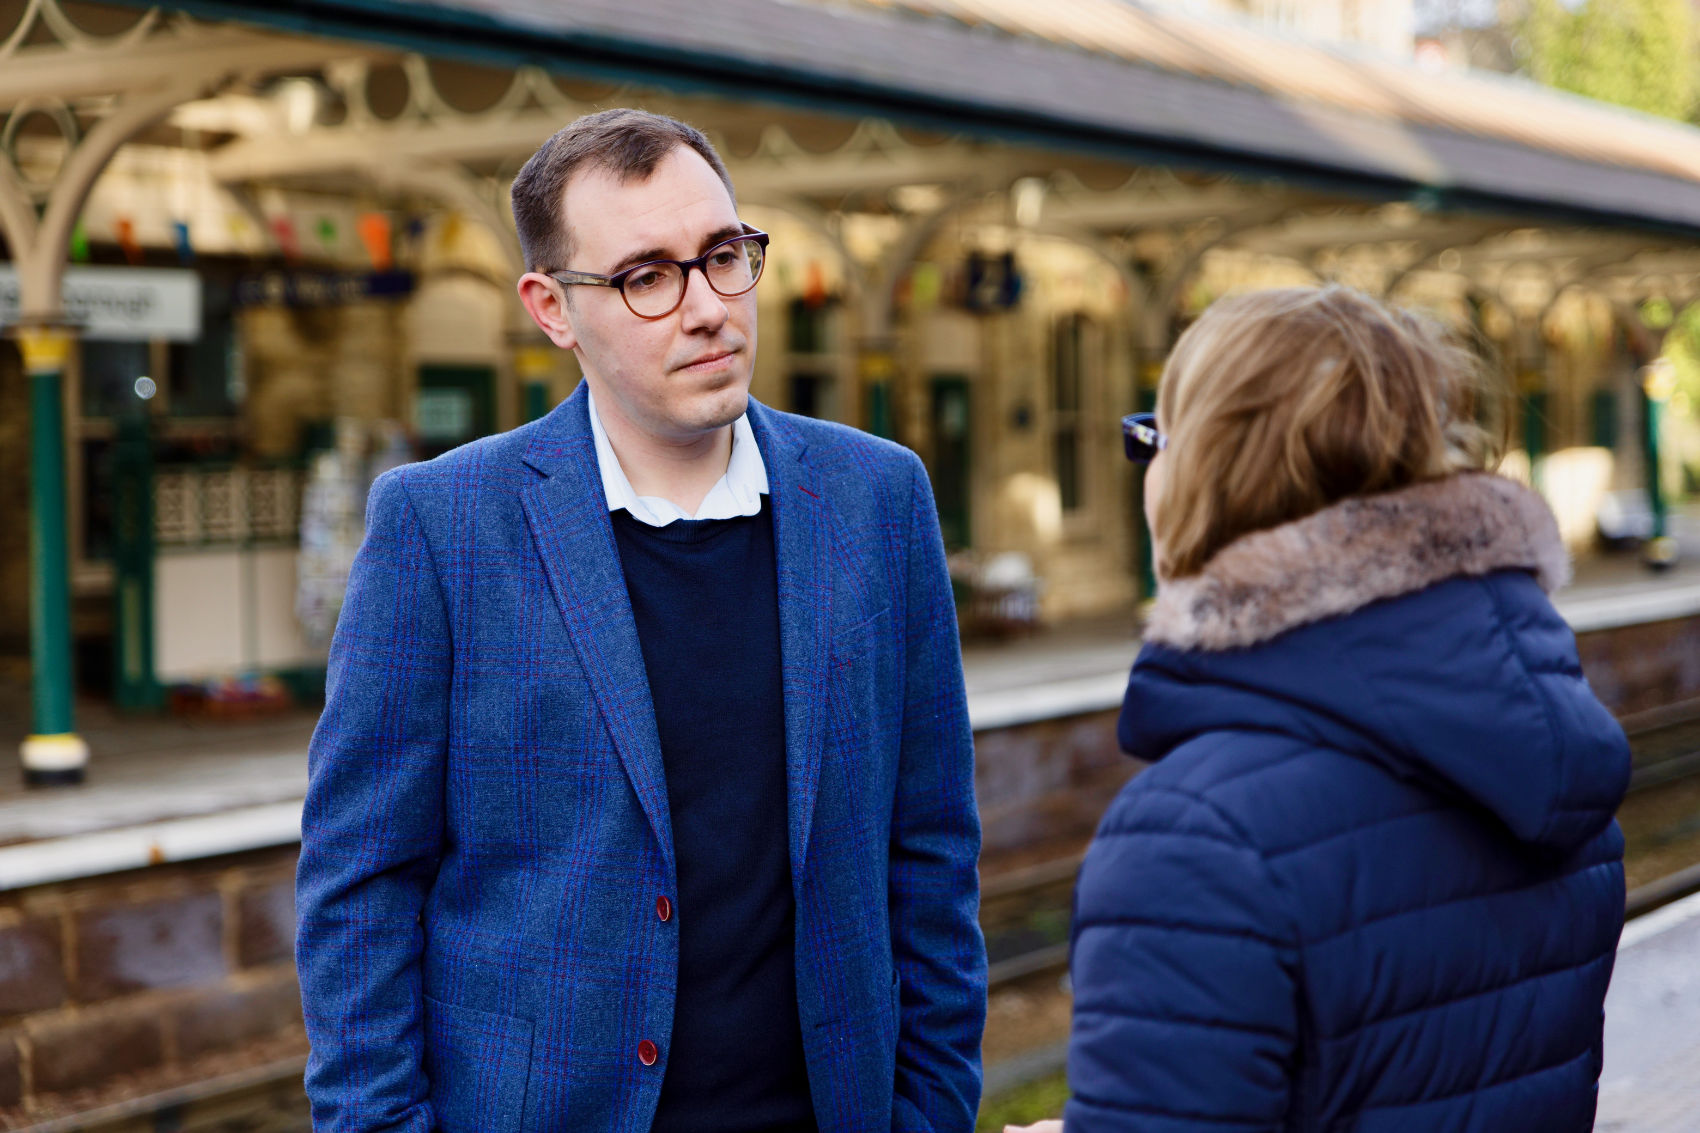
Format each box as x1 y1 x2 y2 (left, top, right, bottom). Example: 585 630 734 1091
983 701 1700 990
13 1056 309 1133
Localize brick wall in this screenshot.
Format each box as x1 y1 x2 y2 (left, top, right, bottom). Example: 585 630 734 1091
0 846 304 1125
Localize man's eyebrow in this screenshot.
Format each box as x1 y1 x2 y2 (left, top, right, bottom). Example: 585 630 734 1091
605 225 746 276
698 224 745 252
605 245 668 276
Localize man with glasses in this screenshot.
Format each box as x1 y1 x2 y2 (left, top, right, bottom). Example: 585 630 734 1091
296 109 986 1133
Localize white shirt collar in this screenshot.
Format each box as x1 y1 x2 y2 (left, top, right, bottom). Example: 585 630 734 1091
586 384 769 528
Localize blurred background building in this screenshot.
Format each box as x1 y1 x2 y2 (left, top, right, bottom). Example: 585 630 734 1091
11 1 1700 1125
5 0 1700 746
1157 0 1417 56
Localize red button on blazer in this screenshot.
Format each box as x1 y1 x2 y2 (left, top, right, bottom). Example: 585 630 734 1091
638 1039 659 1066
656 896 673 922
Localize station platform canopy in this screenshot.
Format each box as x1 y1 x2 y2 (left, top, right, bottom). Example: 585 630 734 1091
119 0 1700 239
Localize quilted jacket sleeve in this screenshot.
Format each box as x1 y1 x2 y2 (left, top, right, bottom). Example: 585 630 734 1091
296 470 449 1133
890 452 988 1133
1064 777 1299 1133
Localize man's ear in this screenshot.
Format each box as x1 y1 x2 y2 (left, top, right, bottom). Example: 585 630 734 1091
517 273 579 351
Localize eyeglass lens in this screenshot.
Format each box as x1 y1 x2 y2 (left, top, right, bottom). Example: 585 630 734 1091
622 237 766 318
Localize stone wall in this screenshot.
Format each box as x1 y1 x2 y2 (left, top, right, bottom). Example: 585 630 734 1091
0 846 303 1125
975 708 1140 867
1576 614 1700 718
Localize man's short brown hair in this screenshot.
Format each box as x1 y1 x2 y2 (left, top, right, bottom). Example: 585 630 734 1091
509 108 736 274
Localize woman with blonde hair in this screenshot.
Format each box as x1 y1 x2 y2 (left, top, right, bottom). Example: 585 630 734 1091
1013 286 1629 1132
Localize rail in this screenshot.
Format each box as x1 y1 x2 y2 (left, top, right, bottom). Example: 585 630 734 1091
15 1056 308 1133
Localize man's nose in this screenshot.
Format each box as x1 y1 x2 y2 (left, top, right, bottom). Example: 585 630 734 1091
678 266 729 332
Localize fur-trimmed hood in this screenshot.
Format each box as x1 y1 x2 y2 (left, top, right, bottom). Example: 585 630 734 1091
1145 473 1570 651
1121 473 1628 852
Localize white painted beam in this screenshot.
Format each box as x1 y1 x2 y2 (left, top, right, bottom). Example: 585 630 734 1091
209 117 563 181
1044 187 1276 229
208 115 1020 200
18 79 206 320
0 27 378 109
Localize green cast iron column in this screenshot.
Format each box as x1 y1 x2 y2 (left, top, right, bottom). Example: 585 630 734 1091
523 381 550 423
18 325 89 785
515 344 555 423
112 411 160 711
1642 360 1677 570
860 348 896 440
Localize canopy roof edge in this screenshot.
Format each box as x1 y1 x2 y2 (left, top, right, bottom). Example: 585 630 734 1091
90 0 1700 241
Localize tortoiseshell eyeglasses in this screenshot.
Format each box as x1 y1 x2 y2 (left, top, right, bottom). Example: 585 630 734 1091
547 227 770 320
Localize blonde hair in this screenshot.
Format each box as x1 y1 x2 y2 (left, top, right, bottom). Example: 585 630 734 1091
1153 285 1502 580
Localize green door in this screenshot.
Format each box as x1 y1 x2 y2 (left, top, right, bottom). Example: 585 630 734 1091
929 376 971 551
416 364 497 458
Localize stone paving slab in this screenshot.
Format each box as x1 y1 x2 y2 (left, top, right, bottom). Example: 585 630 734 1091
0 670 318 845
1597 892 1700 1132
0 727 312 845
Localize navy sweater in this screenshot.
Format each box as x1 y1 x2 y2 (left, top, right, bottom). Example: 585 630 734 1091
610 503 815 1133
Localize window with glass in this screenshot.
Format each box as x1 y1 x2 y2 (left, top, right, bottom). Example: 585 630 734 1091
79 340 152 419
165 281 238 419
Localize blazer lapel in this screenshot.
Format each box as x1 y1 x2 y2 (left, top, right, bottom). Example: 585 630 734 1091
520 384 673 874
750 400 831 879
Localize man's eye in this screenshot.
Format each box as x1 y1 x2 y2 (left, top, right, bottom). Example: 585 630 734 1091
709 250 738 268
627 270 664 291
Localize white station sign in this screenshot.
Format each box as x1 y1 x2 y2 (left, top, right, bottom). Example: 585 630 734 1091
0 265 201 342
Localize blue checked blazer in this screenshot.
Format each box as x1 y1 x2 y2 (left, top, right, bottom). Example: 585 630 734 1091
296 384 986 1133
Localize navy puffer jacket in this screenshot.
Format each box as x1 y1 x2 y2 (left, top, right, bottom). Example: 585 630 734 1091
1065 474 1630 1133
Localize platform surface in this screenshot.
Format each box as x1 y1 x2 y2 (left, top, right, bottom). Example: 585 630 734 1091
2 549 1698 866
1597 890 1700 1132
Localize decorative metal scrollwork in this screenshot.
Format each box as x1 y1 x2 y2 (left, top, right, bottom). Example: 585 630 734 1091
1 0 164 63
0 95 79 197
0 1 208 204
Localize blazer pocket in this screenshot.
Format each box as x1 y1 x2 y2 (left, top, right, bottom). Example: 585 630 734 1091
424 996 533 1133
